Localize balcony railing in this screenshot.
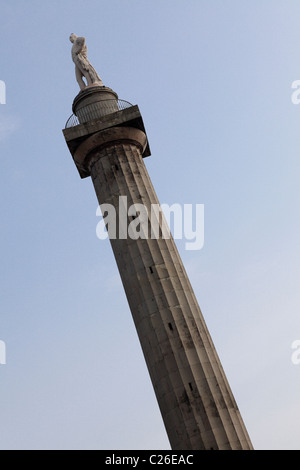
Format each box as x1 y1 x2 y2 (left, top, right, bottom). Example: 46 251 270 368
65 99 134 128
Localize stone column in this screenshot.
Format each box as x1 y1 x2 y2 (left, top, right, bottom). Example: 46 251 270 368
63 87 253 450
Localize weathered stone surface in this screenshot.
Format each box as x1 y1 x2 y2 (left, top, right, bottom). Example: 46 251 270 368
63 86 253 450
88 141 253 450
63 104 151 178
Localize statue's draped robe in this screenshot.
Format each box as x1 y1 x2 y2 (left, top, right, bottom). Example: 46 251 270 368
72 37 103 86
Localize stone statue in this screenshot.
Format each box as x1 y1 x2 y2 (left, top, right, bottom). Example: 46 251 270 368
70 33 104 90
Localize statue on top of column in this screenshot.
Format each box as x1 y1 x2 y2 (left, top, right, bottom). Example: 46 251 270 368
70 33 104 91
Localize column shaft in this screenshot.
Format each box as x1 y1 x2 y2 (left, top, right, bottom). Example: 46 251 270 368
89 138 253 450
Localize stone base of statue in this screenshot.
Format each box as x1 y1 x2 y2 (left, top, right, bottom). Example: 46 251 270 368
72 86 119 124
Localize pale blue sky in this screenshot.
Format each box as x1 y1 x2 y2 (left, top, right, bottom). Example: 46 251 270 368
1 0 300 450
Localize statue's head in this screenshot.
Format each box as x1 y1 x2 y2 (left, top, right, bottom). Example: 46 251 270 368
69 33 78 43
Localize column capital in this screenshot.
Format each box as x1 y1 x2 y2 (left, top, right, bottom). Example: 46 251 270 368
74 126 148 177
63 103 151 178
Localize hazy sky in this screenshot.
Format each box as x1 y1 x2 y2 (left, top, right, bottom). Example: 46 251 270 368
1 0 300 450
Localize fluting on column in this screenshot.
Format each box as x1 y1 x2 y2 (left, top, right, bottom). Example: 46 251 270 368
89 140 252 450
63 85 253 450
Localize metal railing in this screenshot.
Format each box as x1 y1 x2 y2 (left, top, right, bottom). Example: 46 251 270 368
65 99 134 128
